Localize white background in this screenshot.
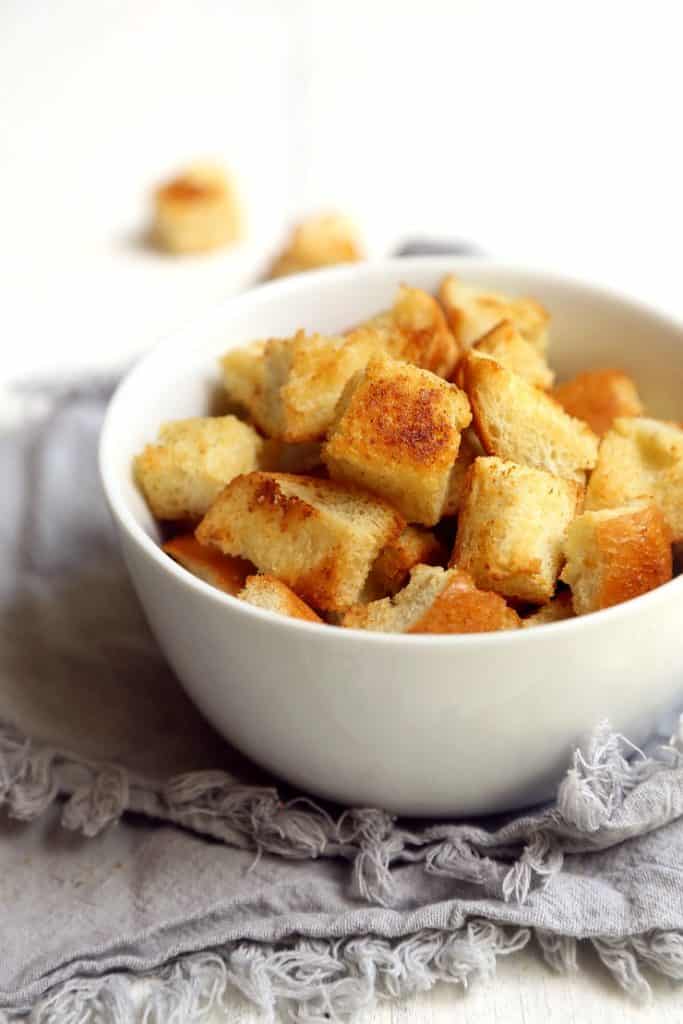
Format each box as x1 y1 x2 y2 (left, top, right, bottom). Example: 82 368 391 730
2 2 683 1019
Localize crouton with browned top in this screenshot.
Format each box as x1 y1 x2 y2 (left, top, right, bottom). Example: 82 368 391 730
358 285 459 378
439 275 549 352
267 213 362 279
470 319 554 390
152 163 243 254
553 369 644 436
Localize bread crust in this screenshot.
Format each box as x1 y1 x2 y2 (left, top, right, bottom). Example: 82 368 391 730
239 574 322 622
163 535 252 595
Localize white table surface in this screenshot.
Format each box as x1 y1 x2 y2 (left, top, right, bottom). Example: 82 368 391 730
3 2 683 1019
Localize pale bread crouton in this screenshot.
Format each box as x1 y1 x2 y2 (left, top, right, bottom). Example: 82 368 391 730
585 417 683 541
452 457 583 603
470 320 554 390
152 163 242 254
343 564 520 634
522 591 575 628
239 575 322 623
323 352 472 526
560 500 672 615
553 369 644 436
258 330 384 442
462 352 599 484
439 275 549 352
441 429 485 517
268 213 362 279
358 285 459 378
195 472 404 611
163 535 252 595
220 341 267 422
368 526 447 598
135 416 263 520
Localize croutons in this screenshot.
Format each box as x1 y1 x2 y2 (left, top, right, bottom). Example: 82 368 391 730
462 352 599 484
260 439 324 475
195 472 404 611
560 501 672 615
585 417 683 541
358 285 459 378
220 341 267 421
134 416 263 520
470 320 554 390
368 526 447 597
452 457 582 603
439 275 549 352
163 535 252 595
522 590 575 628
553 369 644 436
343 564 520 633
239 574 322 622
441 429 485 517
324 352 472 526
267 213 362 279
152 163 242 254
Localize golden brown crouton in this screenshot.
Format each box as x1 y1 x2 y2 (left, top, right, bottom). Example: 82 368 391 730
219 341 267 422
323 352 472 526
452 457 583 603
135 416 263 520
239 574 322 622
152 163 243 254
163 535 253 595
470 320 554 390
522 590 575 628
195 472 404 611
585 417 683 541
462 352 599 484
267 213 362 279
343 564 520 634
368 526 447 598
358 285 459 378
440 429 485 517
560 501 672 615
439 275 549 352
553 369 644 436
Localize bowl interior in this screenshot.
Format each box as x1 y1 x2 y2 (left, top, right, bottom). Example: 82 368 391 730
101 259 683 551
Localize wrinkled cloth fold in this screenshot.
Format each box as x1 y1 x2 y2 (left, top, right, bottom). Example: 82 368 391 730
1 377 683 1022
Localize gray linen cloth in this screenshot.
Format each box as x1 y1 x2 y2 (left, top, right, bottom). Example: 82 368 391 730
2 378 683 1023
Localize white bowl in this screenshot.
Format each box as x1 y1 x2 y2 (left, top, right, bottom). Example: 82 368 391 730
100 259 683 817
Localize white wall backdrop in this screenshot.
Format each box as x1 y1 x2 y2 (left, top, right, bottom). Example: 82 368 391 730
1 0 682 375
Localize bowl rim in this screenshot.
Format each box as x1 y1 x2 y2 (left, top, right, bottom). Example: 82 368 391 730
99 256 683 647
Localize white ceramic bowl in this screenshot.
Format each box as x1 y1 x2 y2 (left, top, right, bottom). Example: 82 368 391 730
100 259 683 817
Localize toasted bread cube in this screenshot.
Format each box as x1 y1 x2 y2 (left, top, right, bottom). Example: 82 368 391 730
439 275 549 352
196 472 404 611
560 501 672 615
462 352 599 484
152 163 242 254
553 369 644 436
323 353 471 526
452 457 582 603
343 565 520 633
585 418 683 541
368 526 447 598
441 428 485 517
359 285 459 378
134 416 263 520
239 575 322 623
471 320 554 390
163 535 252 595
268 213 362 279
522 591 575 628
220 341 267 421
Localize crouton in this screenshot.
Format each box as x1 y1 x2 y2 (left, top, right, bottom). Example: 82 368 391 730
343 564 520 633
440 429 485 517
358 285 459 378
152 162 242 254
560 500 672 615
163 535 252 595
219 341 267 422
323 352 471 526
452 457 582 603
135 415 263 520
195 472 404 611
239 574 322 622
585 417 683 541
522 590 575 628
368 526 447 598
439 275 549 352
267 213 362 279
470 320 554 390
462 352 599 484
553 369 644 436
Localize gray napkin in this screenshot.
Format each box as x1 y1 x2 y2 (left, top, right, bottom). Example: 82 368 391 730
2 379 683 1023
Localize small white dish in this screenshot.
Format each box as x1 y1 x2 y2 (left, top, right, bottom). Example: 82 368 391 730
99 259 683 816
